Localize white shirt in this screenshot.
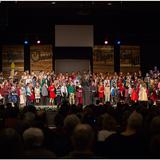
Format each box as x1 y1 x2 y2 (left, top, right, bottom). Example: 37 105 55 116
104 79 110 87
26 78 32 85
61 86 68 96
0 94 3 100
98 130 116 141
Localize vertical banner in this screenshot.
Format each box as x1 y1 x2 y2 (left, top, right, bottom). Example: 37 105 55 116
30 45 53 72
120 45 140 73
93 45 114 73
2 45 24 74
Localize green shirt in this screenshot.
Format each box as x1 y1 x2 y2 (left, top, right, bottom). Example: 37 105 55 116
67 85 75 94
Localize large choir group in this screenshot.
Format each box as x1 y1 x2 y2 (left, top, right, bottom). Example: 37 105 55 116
1 66 160 158
0 66 160 107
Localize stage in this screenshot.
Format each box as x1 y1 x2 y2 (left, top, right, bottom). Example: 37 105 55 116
35 105 58 111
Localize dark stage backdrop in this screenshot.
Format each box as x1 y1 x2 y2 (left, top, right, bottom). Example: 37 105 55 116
55 25 94 47
54 25 94 73
140 44 160 76
54 47 92 73
55 59 90 73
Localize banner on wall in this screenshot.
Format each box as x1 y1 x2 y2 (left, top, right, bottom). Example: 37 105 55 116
2 45 24 73
30 45 53 72
120 45 140 72
93 45 114 73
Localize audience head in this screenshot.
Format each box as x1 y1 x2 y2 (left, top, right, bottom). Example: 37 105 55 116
150 134 160 157
23 127 44 148
24 111 35 123
64 114 81 133
101 113 117 131
71 124 95 151
54 113 64 127
150 116 160 135
0 128 22 158
127 111 143 130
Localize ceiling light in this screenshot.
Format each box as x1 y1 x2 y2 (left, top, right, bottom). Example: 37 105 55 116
51 1 56 5
107 2 112 6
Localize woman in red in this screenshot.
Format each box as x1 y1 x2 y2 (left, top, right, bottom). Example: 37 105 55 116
98 81 104 103
48 82 56 105
150 85 158 105
76 84 83 105
131 85 138 103
119 82 125 101
30 87 35 105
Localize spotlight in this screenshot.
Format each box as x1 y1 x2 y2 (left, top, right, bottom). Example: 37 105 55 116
24 40 28 45
107 2 112 6
37 40 41 44
104 40 108 45
51 1 56 5
117 40 121 45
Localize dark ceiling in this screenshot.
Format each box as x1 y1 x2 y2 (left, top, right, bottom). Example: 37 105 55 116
0 1 160 44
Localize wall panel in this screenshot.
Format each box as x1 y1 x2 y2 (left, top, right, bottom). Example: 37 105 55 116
30 45 53 72
2 45 24 74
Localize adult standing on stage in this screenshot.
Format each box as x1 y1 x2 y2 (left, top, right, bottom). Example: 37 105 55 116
26 82 32 106
61 82 68 104
98 81 104 103
104 82 111 103
139 82 148 102
82 79 91 106
90 81 97 105
76 84 83 105
41 82 48 105
34 82 41 105
19 83 26 107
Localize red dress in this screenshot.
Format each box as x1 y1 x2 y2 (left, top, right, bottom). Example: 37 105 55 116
48 85 56 99
30 90 35 102
76 87 83 104
150 89 158 102
98 85 104 98
119 85 125 96
131 88 138 101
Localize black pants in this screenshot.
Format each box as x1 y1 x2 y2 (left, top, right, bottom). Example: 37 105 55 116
42 96 48 105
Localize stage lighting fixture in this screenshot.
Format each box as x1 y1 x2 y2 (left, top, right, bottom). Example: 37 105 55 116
117 41 121 45
24 40 28 45
51 1 56 5
107 2 112 6
37 40 41 44
104 40 108 45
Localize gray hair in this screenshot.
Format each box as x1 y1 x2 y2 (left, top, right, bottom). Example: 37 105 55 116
64 114 81 132
23 127 44 147
127 111 143 130
72 124 95 151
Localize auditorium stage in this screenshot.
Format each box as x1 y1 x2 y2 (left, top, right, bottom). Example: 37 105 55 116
35 105 58 111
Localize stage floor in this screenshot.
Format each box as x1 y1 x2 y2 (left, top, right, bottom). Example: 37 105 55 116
35 105 58 111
